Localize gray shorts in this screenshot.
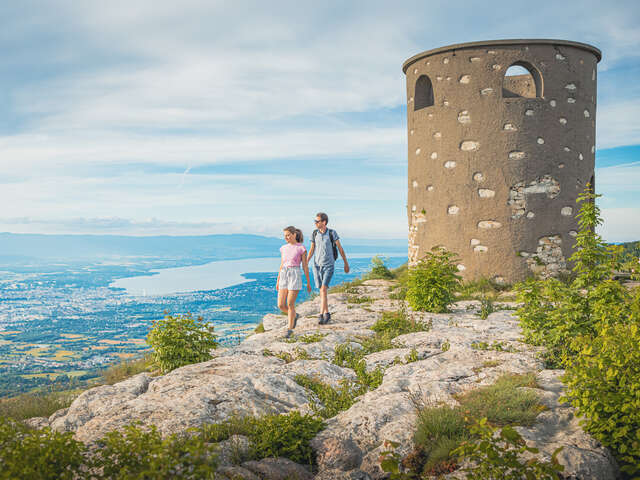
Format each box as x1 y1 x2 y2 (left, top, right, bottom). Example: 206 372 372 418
280 266 302 291
313 264 334 288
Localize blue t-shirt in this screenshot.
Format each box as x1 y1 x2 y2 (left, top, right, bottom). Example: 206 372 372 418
312 229 339 267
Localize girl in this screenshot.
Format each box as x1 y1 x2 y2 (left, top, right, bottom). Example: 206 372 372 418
276 226 311 338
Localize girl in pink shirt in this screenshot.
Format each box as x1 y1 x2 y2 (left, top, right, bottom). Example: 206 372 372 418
276 226 311 337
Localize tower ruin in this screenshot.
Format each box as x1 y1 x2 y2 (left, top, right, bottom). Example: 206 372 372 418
403 39 601 283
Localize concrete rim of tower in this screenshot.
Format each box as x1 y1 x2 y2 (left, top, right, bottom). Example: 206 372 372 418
402 39 602 73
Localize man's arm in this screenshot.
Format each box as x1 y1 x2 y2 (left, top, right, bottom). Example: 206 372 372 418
336 239 349 273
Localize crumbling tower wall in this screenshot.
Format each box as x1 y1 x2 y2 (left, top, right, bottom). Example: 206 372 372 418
402 39 601 283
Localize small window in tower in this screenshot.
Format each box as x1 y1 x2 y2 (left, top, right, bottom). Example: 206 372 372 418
415 75 434 110
502 62 543 99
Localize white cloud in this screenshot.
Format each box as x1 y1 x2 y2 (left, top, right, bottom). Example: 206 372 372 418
600 208 640 242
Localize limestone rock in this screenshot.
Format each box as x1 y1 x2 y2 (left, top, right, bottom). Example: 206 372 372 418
241 457 313 480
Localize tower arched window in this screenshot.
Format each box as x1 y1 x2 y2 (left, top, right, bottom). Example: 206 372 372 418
414 75 434 110
502 62 543 98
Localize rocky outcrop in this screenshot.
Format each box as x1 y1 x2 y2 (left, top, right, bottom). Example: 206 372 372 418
38 279 617 479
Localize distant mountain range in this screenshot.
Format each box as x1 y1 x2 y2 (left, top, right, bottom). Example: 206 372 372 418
0 232 406 263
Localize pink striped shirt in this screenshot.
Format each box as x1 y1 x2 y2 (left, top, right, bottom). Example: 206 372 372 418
280 243 306 268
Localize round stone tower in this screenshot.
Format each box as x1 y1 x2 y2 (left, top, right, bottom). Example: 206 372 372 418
402 39 601 283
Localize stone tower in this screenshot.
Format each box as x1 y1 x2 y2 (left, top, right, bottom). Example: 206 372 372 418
402 39 601 283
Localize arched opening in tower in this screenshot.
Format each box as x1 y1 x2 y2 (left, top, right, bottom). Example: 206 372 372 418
414 75 434 110
502 62 543 98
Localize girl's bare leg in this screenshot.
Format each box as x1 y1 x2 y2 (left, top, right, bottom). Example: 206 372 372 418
287 290 300 329
278 288 289 313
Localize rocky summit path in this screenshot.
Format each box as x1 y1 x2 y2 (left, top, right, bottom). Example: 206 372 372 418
31 279 618 479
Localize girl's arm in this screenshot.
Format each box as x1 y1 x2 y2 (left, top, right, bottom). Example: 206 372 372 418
302 251 311 292
276 259 283 290
307 242 315 263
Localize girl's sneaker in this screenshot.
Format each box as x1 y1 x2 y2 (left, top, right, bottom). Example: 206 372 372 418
323 312 331 324
285 329 293 338
318 313 324 325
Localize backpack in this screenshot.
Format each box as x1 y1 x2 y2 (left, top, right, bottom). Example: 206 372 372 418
312 228 338 261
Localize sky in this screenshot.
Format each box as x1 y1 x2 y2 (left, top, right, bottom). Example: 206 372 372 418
0 0 639 241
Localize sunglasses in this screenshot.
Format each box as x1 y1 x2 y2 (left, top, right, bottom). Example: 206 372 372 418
314 219 323 223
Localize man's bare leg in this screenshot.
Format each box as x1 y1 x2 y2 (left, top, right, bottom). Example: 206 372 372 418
319 285 329 315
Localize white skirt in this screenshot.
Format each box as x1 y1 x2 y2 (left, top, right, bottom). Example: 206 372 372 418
280 266 302 290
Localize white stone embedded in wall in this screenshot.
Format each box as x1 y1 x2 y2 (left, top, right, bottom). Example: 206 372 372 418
431 152 438 160
564 147 571 152
433 132 442 138
474 245 488 253
473 172 484 182
527 211 535 218
537 137 545 144
448 205 460 215
478 220 502 229
459 74 471 84
561 206 573 216
567 97 576 103
525 109 534 116
415 148 421 155
584 109 590 118
492 64 501 70
578 153 584 160
470 238 481 246
412 180 419 188
457 264 466 271
426 185 434 192
413 68 419 74
443 57 450 64
412 205 417 212
509 151 526 160
444 161 456 169
565 83 577 91
550 100 557 107
569 230 577 237
480 88 493 95
460 140 479 151
555 53 566 60
410 129 414 135
470 57 481 63
559 117 567 125
503 123 517 131
508 175 560 219
478 189 495 198
458 110 471 124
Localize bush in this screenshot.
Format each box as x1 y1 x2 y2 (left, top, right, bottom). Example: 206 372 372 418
93 423 218 479
295 375 365 419
562 322 640 475
452 418 564 480
366 255 395 280
0 417 86 480
147 313 218 373
246 411 324 465
406 247 461 313
371 309 431 337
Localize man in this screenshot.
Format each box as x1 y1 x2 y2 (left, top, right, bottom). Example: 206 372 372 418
307 212 350 324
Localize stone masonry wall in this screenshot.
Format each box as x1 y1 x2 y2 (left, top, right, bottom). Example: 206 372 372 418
403 40 601 283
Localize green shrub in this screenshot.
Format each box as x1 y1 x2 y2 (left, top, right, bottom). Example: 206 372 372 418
562 322 640 475
366 255 395 280
254 322 265 333
406 247 461 313
329 277 364 294
371 309 431 337
452 418 564 479
248 411 324 465
331 343 385 390
478 296 496 319
93 423 218 479
0 417 86 480
295 375 366 418
282 332 326 344
346 295 374 304
147 313 218 373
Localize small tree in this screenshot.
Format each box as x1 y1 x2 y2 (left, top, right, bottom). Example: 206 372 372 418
147 313 218 374
367 255 394 280
406 247 461 313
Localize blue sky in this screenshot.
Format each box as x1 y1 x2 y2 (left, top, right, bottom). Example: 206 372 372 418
0 0 639 241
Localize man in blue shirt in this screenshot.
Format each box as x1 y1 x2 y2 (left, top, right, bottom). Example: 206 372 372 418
307 212 350 324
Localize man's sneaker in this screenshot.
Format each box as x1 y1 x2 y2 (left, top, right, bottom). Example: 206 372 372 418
318 313 324 325
323 312 331 324
293 313 299 328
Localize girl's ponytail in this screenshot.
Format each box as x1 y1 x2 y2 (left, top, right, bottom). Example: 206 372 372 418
295 228 304 243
